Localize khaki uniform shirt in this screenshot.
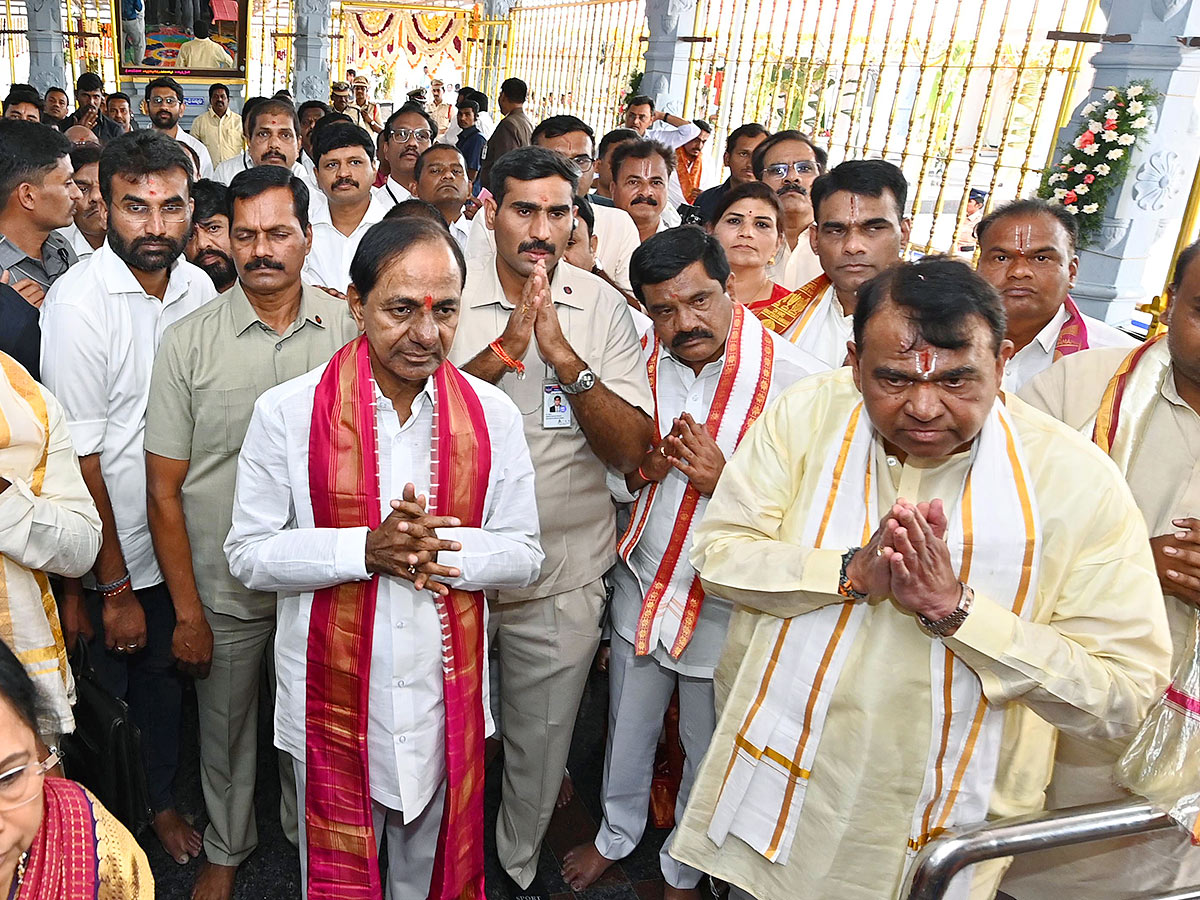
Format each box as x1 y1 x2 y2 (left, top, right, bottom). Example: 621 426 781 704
1006 347 1200 897
144 283 359 619
448 256 653 602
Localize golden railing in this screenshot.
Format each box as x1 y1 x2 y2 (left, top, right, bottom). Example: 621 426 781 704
464 16 510 106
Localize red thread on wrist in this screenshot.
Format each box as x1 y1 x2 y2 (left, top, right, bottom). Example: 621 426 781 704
489 340 525 376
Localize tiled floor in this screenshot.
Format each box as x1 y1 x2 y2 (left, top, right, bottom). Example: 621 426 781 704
142 663 694 899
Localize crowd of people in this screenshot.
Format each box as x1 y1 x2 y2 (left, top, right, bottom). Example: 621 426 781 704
0 64 1193 900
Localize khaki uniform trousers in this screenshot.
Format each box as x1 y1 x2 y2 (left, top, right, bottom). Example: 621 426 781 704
195 609 298 865
490 578 605 888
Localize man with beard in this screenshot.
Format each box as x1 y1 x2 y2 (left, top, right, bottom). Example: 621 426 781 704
296 100 328 182
43 87 70 128
106 92 136 133
190 83 242 168
612 139 674 243
452 146 653 900
414 144 472 250
372 103 437 207
56 143 107 263
185 179 235 292
40 129 218 867
753 130 826 290
146 165 357 900
212 99 313 189
62 72 123 143
695 124 770 224
0 120 81 308
146 76 214 179
750 159 910 369
304 120 390 295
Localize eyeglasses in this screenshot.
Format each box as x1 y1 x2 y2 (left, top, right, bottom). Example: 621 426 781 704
388 128 433 144
764 161 819 179
148 96 181 108
569 154 595 168
118 201 190 223
0 748 59 812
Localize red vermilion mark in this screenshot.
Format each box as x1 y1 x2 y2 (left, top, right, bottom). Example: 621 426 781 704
423 294 434 310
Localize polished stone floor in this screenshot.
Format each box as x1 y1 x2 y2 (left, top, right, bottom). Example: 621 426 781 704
140 663 701 899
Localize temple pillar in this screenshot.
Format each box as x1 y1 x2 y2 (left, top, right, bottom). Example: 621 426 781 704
292 0 332 103
1069 0 1200 323
27 0 66 95
641 0 696 116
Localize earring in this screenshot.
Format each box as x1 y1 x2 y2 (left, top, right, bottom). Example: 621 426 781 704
768 256 776 266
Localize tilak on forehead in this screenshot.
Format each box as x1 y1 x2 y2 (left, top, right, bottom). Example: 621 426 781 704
848 194 861 221
423 294 434 310
914 346 939 379
1013 223 1033 254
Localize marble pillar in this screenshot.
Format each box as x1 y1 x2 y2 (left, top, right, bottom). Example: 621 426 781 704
641 0 696 116
26 0 66 94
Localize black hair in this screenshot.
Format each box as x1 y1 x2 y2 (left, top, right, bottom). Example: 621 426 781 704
107 91 131 106
0 119 72 209
350 218 466 295
975 197 1079 256
191 177 228 222
76 72 104 94
312 120 375 165
500 77 528 104
810 159 908 221
532 115 594 152
853 256 1007 354
456 99 479 115
413 144 465 181
751 129 828 179
99 129 194 203
610 139 675 181
490 145 579 207
45 86 68 101
297 100 329 121
384 103 438 142
3 85 41 114
194 18 211 38
710 180 785 235
599 128 639 161
626 94 654 112
1172 239 1200 292
208 82 229 99
273 89 293 103
246 98 300 137
241 96 266 129
0 639 43 736
69 142 103 172
693 119 712 134
468 89 489 113
629 225 731 304
227 164 310 233
179 142 202 178
382 198 450 230
574 192 595 237
145 76 184 104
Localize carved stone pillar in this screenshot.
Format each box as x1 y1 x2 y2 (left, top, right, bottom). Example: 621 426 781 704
292 0 332 103
641 0 696 116
1070 0 1200 323
27 0 65 95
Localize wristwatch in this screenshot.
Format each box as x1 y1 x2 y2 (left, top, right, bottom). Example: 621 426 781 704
918 583 975 637
560 367 597 394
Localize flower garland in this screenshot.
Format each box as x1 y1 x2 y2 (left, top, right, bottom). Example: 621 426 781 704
1038 80 1160 247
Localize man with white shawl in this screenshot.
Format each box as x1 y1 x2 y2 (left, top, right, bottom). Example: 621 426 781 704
672 256 1173 900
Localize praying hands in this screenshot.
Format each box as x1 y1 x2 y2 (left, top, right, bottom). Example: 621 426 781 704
365 482 463 596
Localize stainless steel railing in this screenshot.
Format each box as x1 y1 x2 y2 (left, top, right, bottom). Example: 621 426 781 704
902 798 1179 900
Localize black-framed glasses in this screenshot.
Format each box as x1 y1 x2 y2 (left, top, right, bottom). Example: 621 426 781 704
148 96 181 108
569 154 595 168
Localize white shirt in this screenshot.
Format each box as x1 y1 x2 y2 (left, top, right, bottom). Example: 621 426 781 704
645 119 700 151
168 127 214 179
300 150 316 182
301 190 392 293
441 110 495 147
1003 302 1138 391
769 236 822 291
212 152 316 189
371 177 413 208
225 365 543 818
609 328 826 676
56 223 99 264
784 282 853 369
40 243 217 589
447 214 471 252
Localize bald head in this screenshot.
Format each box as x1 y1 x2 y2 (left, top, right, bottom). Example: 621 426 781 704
65 125 99 146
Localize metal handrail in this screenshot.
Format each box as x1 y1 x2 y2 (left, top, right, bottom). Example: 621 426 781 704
903 798 1176 900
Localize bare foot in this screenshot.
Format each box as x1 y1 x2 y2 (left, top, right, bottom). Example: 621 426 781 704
192 861 237 900
561 841 615 892
153 808 202 865
663 886 702 900
556 769 574 810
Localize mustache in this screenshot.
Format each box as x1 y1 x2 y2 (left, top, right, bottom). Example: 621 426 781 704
777 183 808 196
632 195 658 206
672 329 714 348
261 151 286 162
518 239 556 255
244 256 285 271
333 177 358 190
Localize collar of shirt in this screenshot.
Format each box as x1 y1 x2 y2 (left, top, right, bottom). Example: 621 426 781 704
310 189 391 231
659 338 727 384
94 241 193 305
373 373 435 425
0 232 74 284
1160 362 1199 416
467 256 588 312
228 282 329 336
1032 302 1071 354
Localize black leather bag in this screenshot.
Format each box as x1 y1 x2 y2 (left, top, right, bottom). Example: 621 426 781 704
59 640 153 833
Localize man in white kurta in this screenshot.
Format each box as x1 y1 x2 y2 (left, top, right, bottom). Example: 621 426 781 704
561 227 827 897
974 198 1134 391
749 160 911 369
225 218 543 899
672 257 1172 900
1002 250 1200 897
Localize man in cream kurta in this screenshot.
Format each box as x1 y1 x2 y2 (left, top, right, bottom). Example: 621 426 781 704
672 257 1171 900
1003 284 1200 896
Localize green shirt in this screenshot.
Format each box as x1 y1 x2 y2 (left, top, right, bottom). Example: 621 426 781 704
145 282 360 619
